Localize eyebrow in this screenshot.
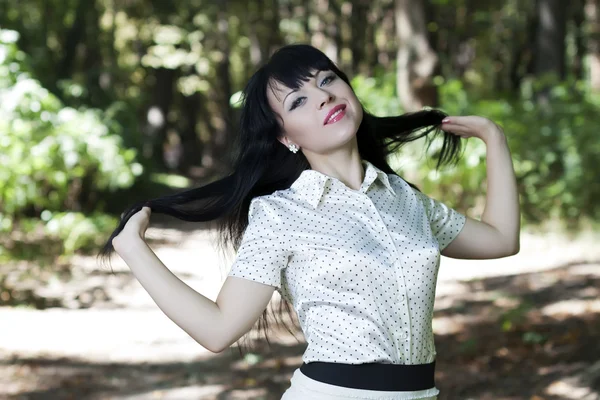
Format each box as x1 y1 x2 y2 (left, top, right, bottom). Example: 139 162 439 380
283 89 298 107
282 71 323 107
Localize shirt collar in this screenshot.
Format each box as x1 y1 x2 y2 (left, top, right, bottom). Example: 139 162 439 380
290 159 396 209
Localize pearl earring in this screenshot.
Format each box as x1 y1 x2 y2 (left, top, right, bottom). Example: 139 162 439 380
288 144 299 153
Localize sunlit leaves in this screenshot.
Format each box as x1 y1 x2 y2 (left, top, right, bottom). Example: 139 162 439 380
353 68 600 226
0 29 143 253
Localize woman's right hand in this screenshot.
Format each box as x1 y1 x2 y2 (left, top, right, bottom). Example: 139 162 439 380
112 206 152 249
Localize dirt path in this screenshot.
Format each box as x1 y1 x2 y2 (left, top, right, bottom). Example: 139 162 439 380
1 225 599 400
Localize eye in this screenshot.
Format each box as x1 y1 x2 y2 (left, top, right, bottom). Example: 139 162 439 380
320 74 335 85
288 74 336 111
290 97 305 110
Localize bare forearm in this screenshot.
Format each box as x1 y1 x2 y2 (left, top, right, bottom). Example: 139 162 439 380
114 237 225 352
481 132 521 252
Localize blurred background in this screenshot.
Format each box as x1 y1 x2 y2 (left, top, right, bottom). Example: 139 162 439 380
1 0 599 399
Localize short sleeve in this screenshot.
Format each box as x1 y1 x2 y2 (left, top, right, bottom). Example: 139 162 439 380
228 198 290 288
412 188 466 250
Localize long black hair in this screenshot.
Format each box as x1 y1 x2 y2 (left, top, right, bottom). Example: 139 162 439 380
97 44 463 355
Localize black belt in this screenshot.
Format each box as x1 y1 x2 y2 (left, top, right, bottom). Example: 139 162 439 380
300 360 436 391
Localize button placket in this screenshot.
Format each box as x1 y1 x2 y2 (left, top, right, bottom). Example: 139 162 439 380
394 260 409 302
352 188 413 361
391 260 412 361
390 262 410 359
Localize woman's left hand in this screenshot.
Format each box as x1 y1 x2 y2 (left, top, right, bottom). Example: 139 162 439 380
440 115 504 142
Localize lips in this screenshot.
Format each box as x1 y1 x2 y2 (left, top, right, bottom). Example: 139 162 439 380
324 104 347 125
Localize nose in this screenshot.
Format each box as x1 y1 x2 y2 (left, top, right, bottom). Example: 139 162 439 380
317 90 334 109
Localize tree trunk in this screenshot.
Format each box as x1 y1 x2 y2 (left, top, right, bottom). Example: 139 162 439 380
143 67 176 170
350 1 370 76
586 0 600 90
83 0 107 108
364 8 377 76
266 0 284 57
312 0 338 63
534 0 567 80
179 91 204 176
510 8 538 91
247 0 264 69
210 3 234 172
571 0 586 80
58 0 87 81
302 0 311 42
246 0 283 73
326 0 342 65
378 4 396 69
394 0 439 112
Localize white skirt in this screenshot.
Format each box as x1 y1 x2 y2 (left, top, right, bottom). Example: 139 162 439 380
281 367 440 400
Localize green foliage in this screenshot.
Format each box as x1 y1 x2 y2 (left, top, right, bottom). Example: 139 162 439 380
441 78 600 225
499 300 534 332
352 71 600 228
352 72 402 116
457 337 478 355
1 0 598 265
522 331 547 345
41 211 120 255
0 29 143 254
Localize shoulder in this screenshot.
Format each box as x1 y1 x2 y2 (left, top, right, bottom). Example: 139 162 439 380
249 190 290 209
249 194 276 215
388 174 422 194
388 175 431 214
251 186 307 212
248 192 291 226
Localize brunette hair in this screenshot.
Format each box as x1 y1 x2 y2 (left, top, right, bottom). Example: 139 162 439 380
97 44 463 355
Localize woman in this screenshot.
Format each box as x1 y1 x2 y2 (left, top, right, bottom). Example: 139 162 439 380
100 44 520 399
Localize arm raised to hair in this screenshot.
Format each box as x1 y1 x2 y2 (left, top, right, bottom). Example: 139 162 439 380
113 237 275 353
440 116 520 259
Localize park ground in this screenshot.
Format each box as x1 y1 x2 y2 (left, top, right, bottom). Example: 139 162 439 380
1 219 599 400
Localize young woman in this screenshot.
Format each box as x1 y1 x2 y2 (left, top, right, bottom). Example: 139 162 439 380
100 44 520 400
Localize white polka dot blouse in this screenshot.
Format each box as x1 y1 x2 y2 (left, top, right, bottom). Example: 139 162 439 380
228 159 467 365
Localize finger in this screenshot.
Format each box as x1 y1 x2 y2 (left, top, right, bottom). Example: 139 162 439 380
130 207 150 221
453 116 494 131
442 116 474 128
138 208 151 219
440 123 467 133
442 116 462 123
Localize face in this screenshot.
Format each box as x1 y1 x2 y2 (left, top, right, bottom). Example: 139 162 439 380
267 69 363 158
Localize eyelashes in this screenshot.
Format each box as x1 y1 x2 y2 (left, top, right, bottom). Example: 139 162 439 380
289 74 336 111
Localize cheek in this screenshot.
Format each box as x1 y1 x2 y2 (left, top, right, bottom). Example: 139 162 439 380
355 103 363 121
284 116 316 142
350 98 363 123
345 91 362 115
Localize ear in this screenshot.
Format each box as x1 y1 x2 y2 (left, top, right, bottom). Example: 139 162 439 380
277 136 292 147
